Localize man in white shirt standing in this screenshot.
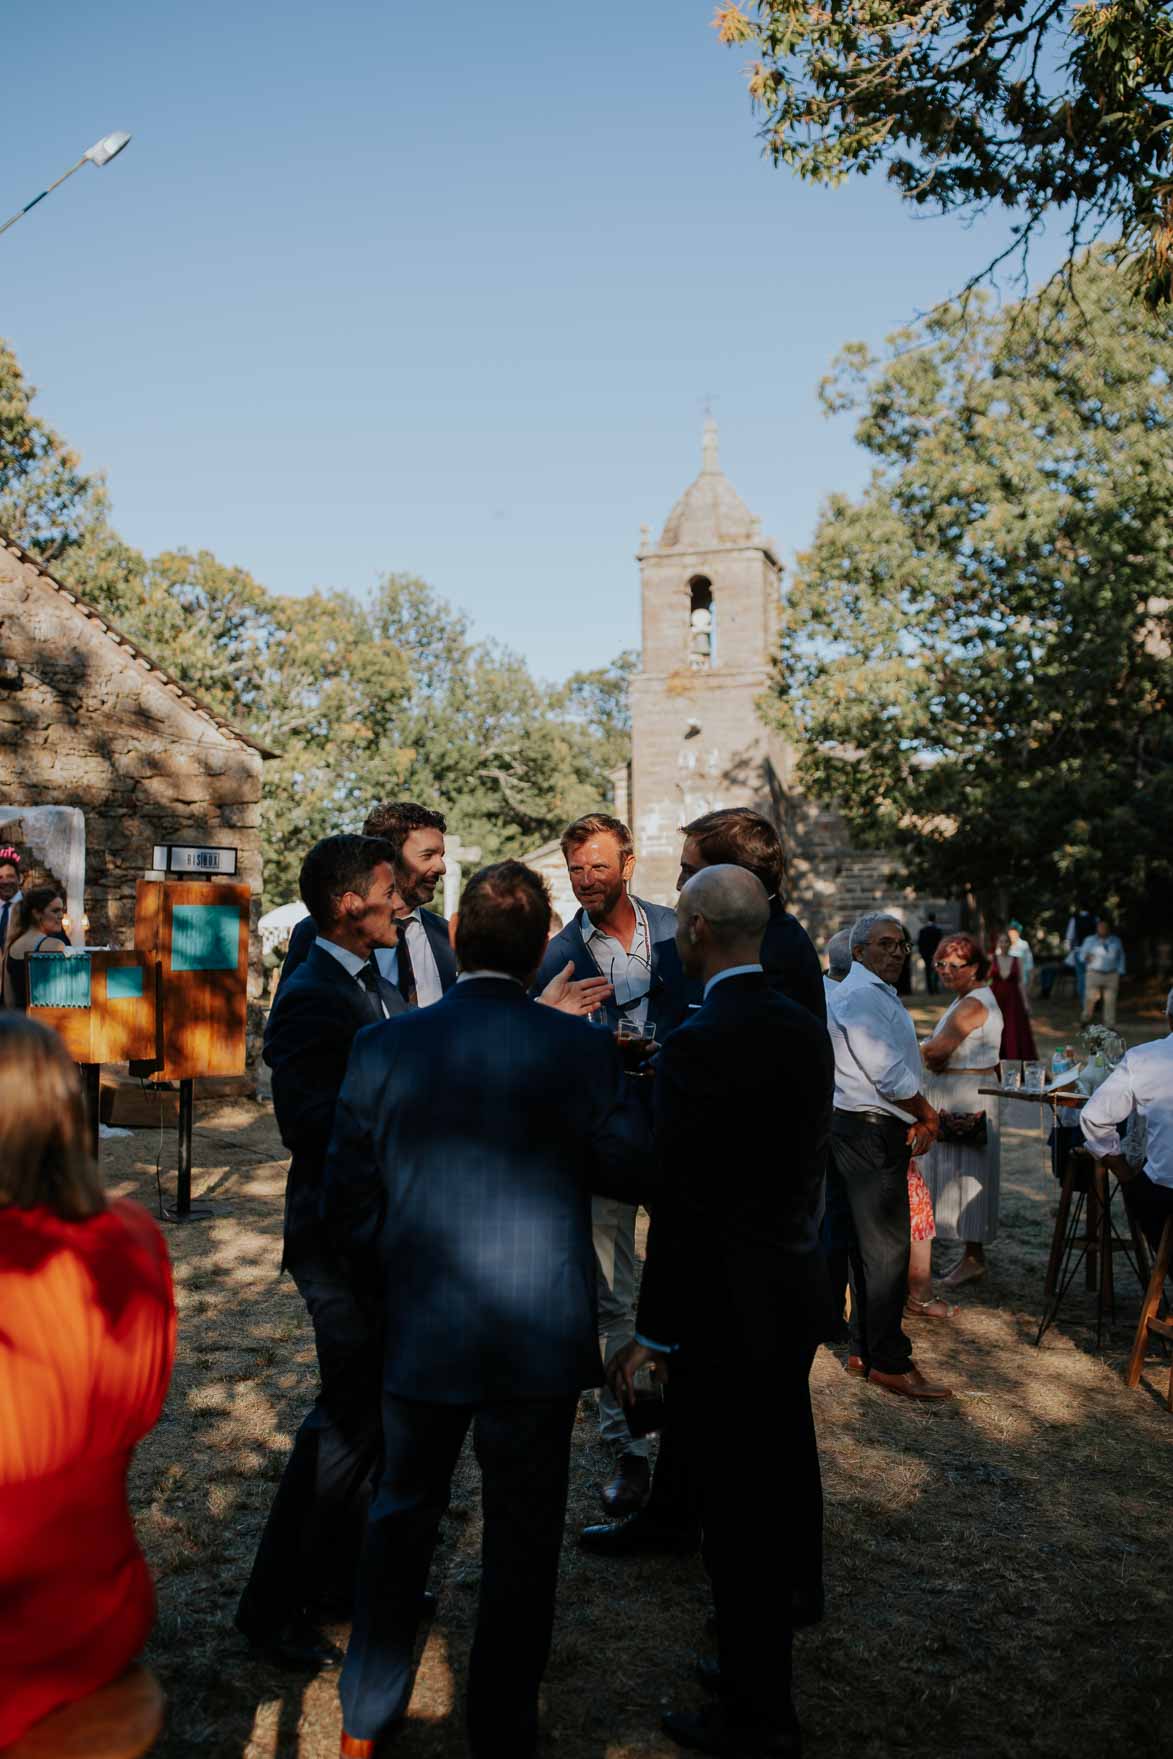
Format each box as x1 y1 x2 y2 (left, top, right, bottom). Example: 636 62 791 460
1080 990 1173 1260
829 914 952 1400
1079 917 1127 1027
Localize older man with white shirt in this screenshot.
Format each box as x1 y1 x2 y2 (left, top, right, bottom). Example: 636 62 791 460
829 913 951 1400
1080 990 1173 1260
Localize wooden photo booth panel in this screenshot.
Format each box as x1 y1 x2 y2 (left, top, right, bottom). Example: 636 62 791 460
134 880 249 1080
28 950 155 1064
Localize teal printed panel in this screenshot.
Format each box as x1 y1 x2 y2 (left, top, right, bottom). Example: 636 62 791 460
171 904 241 973
29 954 91 1009
107 965 145 1000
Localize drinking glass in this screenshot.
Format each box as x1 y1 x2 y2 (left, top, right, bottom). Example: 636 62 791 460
587 1006 609 1029
617 1018 657 1072
1002 1067 1022 1092
1023 1061 1045 1092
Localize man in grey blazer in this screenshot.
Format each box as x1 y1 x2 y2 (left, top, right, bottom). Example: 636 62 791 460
533 813 694 1516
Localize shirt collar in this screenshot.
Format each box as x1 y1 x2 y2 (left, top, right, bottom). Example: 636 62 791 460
399 907 422 927
840 959 895 997
314 935 370 979
457 969 524 987
704 962 763 1000
581 896 647 947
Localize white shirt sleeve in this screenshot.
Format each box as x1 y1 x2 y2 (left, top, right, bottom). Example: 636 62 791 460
1079 1058 1135 1160
836 993 921 1103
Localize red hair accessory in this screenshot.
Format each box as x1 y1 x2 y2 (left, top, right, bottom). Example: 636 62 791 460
0 847 20 865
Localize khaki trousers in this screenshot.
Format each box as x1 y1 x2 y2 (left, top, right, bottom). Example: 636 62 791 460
1082 969 1120 1026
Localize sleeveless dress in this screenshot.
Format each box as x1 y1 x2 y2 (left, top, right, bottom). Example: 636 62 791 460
0 1197 175 1746
988 951 1037 1061
6 931 71 1011
919 986 1004 1244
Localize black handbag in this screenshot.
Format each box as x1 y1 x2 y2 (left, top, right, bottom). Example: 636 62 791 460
938 1109 988 1148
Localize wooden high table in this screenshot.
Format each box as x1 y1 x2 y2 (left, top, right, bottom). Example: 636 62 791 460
977 1083 1151 1347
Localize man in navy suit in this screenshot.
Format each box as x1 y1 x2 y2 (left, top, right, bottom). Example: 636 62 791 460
611 866 832 1758
533 812 694 1518
677 809 825 1023
235 833 408 1670
581 807 822 1559
282 802 457 1005
323 861 651 1759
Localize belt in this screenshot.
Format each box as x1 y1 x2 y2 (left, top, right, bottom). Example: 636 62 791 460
833 1107 908 1131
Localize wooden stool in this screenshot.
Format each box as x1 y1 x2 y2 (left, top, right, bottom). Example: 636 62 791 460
1037 1148 1151 1347
1126 1214 1173 1410
7 1663 164 1758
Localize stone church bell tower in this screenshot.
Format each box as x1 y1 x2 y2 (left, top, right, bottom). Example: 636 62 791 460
629 419 792 905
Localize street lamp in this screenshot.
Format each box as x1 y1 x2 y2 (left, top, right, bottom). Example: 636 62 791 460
0 132 132 241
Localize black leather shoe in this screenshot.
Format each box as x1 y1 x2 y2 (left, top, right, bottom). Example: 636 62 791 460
662 1703 801 1756
579 1511 700 1556
600 1450 651 1515
235 1610 345 1671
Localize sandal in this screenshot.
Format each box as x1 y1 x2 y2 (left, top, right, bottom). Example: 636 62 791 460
904 1295 959 1320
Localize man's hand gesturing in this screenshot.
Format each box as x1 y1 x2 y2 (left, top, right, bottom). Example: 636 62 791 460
537 960 614 1017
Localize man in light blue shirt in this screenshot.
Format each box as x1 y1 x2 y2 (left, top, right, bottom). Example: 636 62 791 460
1080 917 1126 1027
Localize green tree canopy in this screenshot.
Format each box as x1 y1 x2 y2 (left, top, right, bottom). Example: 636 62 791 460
0 339 103 558
769 250 1173 942
715 1 1173 305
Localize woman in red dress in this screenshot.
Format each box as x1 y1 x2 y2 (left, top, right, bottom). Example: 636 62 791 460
0 1016 176 1749
989 931 1038 1062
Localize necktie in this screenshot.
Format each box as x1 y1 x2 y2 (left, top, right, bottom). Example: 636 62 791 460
357 958 386 1022
396 921 418 1007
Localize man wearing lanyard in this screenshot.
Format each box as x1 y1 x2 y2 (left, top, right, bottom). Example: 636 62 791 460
534 814 691 1518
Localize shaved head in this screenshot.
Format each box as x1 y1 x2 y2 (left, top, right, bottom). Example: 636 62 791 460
678 865 769 942
675 864 768 982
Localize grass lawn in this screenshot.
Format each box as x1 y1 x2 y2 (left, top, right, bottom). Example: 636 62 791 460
98 992 1172 1758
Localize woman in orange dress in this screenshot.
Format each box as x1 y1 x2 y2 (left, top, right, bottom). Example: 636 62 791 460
0 1016 176 1749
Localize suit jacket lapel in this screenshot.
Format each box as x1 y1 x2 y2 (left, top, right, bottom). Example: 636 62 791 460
422 910 458 992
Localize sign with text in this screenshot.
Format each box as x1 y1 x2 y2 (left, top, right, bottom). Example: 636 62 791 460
151 844 238 877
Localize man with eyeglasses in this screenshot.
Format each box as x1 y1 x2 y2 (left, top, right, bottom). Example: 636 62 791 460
828 914 953 1400
534 814 693 1519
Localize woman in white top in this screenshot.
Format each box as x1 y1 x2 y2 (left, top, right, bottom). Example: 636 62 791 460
919 932 1004 1288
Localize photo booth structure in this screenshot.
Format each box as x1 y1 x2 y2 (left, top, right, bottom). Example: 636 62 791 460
29 856 250 1222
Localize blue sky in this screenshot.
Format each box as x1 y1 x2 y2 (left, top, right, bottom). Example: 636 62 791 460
2 1 1061 680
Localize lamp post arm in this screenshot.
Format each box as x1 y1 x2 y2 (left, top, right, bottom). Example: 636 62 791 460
0 156 88 240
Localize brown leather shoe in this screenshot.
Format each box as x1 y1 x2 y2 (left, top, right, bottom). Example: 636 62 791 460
868 1364 953 1400
600 1450 651 1514
844 1355 868 1378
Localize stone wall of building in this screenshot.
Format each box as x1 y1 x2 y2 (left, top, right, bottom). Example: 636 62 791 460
0 540 268 1072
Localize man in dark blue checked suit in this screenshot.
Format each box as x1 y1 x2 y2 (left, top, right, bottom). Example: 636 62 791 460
324 860 651 1759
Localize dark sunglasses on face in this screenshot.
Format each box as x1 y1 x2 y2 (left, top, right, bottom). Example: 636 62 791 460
873 937 911 954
